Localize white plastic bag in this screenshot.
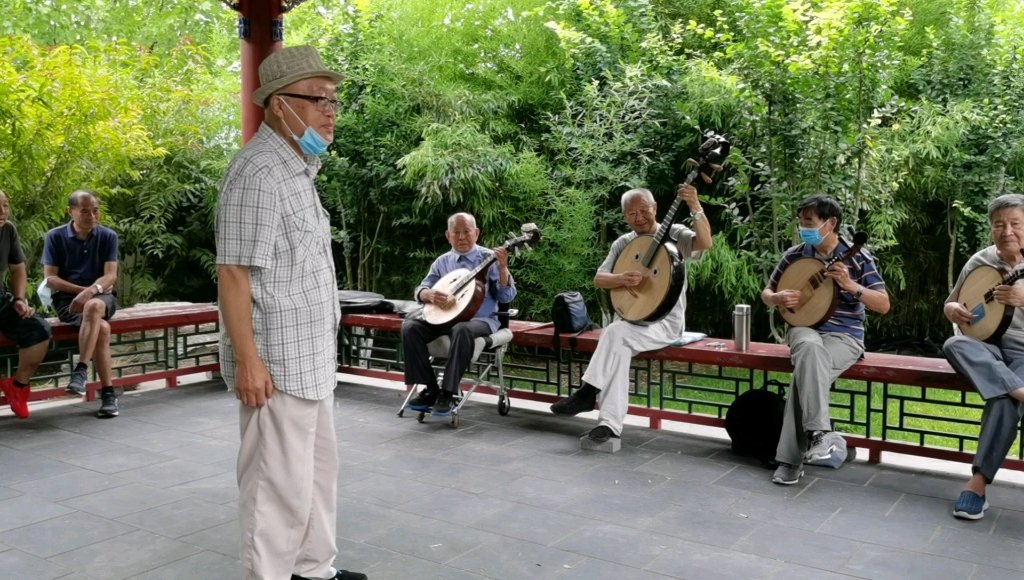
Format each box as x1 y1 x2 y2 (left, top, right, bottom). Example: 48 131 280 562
37 279 52 309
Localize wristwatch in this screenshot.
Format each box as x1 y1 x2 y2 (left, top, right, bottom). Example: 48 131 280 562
691 209 705 222
12 297 26 304
94 284 104 295
853 286 864 301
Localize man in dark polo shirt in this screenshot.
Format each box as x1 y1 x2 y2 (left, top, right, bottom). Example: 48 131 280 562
42 190 120 418
0 190 52 419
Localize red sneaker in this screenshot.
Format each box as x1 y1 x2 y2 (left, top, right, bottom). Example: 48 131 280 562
0 377 30 419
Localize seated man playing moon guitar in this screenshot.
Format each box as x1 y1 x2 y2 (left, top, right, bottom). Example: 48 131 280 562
762 194 889 486
943 194 1024 521
550 184 711 443
402 212 516 417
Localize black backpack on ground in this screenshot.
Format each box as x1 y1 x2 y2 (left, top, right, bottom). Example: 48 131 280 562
551 291 593 351
725 379 787 467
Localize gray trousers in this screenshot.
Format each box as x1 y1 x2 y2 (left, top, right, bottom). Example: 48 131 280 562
776 327 863 466
943 335 1024 482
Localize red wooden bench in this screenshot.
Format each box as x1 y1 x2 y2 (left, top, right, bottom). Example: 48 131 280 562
0 303 220 406
338 313 1022 472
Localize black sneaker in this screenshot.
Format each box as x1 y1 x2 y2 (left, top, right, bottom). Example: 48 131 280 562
292 571 368 580
588 425 619 443
97 387 119 418
66 366 88 396
406 388 438 411
550 384 599 416
431 390 455 416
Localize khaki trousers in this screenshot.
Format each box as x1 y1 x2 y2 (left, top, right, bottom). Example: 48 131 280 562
238 391 338 580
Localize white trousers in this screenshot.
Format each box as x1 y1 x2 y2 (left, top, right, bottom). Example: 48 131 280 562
582 319 679 436
238 391 338 580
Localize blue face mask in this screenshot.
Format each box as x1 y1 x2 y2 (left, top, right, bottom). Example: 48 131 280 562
281 99 331 156
799 222 828 246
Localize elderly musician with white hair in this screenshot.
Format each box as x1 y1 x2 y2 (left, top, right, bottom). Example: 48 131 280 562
550 184 711 443
943 193 1024 521
402 212 517 417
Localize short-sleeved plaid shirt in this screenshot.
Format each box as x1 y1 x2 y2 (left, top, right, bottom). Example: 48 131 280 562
216 123 340 401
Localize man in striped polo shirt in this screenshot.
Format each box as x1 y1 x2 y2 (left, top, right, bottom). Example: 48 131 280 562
762 195 889 485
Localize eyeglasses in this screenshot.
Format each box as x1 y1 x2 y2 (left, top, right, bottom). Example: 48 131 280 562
276 93 342 113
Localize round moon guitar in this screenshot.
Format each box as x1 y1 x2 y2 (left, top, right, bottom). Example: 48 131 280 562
775 233 868 328
954 252 1024 343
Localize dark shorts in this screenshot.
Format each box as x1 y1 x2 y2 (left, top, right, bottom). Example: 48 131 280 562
52 292 118 328
0 296 52 349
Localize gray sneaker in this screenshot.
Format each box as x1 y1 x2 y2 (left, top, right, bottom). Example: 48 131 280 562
66 366 88 396
805 430 835 462
772 462 804 485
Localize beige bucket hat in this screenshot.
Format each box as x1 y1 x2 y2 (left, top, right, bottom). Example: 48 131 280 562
251 46 344 107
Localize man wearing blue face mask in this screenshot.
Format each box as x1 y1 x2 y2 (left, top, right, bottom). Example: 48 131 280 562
761 195 890 485
216 46 367 580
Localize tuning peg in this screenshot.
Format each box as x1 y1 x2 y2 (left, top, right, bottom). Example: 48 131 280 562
686 158 699 167
701 172 714 184
709 163 724 173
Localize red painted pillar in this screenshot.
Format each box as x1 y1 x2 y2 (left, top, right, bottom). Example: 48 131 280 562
237 0 283 144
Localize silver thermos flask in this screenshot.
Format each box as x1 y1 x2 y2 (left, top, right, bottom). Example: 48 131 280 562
733 304 751 352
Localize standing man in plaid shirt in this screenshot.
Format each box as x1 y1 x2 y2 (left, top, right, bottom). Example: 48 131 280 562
216 46 366 580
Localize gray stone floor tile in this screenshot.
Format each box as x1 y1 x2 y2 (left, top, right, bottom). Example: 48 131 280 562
9 470 129 503
656 480 750 513
711 465 813 497
117 429 216 454
470 504 593 546
335 497 416 542
367 552 487 580
366 512 502 564
804 459 881 486
768 562 863 579
441 442 533 469
160 439 238 465
337 472 444 508
116 459 226 489
335 424 410 448
332 536 395 571
800 477 905 515
334 466 375 488
53 417 167 440
643 505 762 548
634 453 737 484
498 453 597 482
570 445 666 470
0 484 21 501
553 522 680 569
63 448 174 475
0 548 71 580
123 550 238 580
638 433 730 457
177 520 239 559
867 470 965 500
398 490 517 526
196 424 241 443
986 485 1024 512
166 471 239 504
48 529 202 580
115 498 236 539
0 494 76 532
971 564 1024 580
379 431 475 454
565 465 668 494
886 492 998 534
450 424 530 447
924 527 1024 572
482 475 590 510
358 451 452 479
416 461 519 494
510 432 587 456
0 540 9 553
0 451 79 486
646 540 784 580
840 544 975 580
0 429 114 461
0 511 134 558
557 558 673 580
60 483 188 519
817 508 941 552
993 508 1024 540
558 488 671 527
733 523 861 571
725 493 841 532
448 537 586 580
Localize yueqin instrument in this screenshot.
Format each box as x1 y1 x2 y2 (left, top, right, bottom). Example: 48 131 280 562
954 250 1024 343
776 232 868 328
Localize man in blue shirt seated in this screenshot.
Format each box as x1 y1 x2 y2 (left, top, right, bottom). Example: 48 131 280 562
761 194 889 485
402 213 517 416
42 190 121 418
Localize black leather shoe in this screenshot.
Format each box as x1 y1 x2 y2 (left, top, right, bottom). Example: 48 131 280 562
588 425 620 443
406 388 438 411
291 571 369 580
431 390 455 416
550 384 598 416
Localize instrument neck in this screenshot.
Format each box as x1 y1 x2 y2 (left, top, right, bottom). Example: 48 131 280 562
450 250 495 294
643 170 697 267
